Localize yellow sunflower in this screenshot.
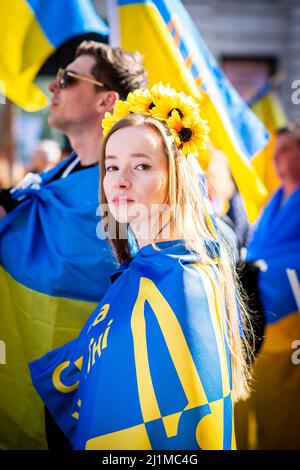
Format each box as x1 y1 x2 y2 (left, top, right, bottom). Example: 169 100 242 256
112 100 131 121
152 91 198 122
167 110 209 156
127 83 177 116
102 112 116 136
127 89 155 114
150 82 174 104
101 100 130 136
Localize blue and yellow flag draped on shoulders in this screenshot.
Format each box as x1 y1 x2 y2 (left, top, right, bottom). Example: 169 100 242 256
107 0 270 221
30 240 236 450
247 186 300 350
0 155 117 449
235 189 300 450
0 0 108 111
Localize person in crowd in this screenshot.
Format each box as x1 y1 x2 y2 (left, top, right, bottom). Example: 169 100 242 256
236 124 300 450
27 139 61 174
0 150 25 218
30 84 253 450
0 40 147 449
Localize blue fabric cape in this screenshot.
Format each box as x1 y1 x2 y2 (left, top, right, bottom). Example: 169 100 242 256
30 240 235 450
0 154 117 301
0 155 118 449
247 187 300 323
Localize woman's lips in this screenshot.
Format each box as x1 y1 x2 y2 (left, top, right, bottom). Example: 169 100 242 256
112 196 135 206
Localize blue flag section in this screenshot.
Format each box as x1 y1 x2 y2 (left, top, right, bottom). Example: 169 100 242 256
247 187 300 324
0 154 116 300
26 0 109 48
30 240 236 450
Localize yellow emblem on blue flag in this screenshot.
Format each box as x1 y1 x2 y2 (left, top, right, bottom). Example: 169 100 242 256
30 241 236 450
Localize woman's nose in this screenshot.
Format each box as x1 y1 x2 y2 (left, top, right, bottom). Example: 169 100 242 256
115 169 131 189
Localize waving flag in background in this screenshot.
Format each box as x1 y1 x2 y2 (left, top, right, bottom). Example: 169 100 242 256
249 77 288 196
107 0 270 221
0 0 108 111
0 156 117 449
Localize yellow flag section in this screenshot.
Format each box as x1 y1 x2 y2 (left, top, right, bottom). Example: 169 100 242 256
108 0 270 222
251 89 288 197
0 266 97 449
0 0 51 111
119 4 198 94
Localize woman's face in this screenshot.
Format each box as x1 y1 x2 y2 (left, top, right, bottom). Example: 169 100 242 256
103 124 169 231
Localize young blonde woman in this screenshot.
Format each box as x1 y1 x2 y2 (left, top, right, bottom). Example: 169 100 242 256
30 84 252 450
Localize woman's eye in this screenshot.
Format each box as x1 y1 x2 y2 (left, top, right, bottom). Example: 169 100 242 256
106 166 118 172
135 164 151 170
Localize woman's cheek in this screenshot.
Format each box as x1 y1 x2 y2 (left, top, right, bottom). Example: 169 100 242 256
103 176 112 202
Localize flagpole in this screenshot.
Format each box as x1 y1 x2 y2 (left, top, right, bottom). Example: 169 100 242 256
106 0 120 46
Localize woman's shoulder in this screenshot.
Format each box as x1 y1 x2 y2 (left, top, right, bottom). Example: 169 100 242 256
128 239 220 288
132 240 197 274
109 239 221 291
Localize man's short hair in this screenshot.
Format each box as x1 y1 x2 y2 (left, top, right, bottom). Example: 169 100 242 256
76 41 148 99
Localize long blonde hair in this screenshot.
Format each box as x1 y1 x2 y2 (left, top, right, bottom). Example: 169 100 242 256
100 113 253 402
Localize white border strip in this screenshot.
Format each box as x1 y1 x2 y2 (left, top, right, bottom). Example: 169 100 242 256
287 268 300 313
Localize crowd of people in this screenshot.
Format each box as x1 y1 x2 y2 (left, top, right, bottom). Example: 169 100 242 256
0 40 299 450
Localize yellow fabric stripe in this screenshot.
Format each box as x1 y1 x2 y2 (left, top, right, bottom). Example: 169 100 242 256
0 0 53 111
120 4 200 97
85 422 152 450
259 311 300 354
252 134 280 198
251 92 287 197
196 398 224 449
193 265 231 397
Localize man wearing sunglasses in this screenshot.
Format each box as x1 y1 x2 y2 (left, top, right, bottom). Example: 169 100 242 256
0 41 147 449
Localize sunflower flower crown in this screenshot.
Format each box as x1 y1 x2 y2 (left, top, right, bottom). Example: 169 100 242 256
102 83 209 157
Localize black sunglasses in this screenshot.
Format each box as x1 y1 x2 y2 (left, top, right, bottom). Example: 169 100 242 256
56 68 105 89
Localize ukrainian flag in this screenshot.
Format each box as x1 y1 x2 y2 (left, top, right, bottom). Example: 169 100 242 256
107 0 270 221
0 157 117 449
30 240 236 450
249 80 288 196
0 0 108 111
